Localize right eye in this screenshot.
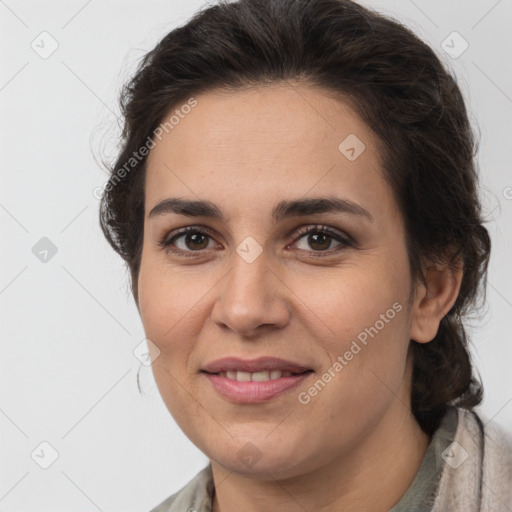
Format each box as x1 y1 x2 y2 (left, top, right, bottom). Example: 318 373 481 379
158 226 220 257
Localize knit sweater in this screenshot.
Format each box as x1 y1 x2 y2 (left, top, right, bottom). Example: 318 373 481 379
148 406 512 511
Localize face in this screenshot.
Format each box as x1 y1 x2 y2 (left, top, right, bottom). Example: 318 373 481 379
138 83 418 478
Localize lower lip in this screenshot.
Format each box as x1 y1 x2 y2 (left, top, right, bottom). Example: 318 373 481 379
203 372 313 403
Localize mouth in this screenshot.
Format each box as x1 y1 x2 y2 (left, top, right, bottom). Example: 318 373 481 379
201 357 314 403
212 369 309 381
201 356 313 374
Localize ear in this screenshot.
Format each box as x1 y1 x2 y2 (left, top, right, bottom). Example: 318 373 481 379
409 253 463 344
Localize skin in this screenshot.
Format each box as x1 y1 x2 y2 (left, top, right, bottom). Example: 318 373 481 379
137 83 463 512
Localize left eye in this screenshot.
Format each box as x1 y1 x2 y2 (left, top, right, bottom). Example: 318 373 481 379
291 226 351 253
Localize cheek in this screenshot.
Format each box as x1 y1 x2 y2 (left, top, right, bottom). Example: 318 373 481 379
291 254 408 345
137 260 196 402
137 257 209 430
291 257 411 405
137 251 207 348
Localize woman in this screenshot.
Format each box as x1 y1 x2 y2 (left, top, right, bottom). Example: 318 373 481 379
99 0 512 510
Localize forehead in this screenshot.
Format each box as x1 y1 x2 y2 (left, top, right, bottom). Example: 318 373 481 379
144 83 394 221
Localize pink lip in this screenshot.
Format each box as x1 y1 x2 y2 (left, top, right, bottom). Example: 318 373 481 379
203 372 312 403
201 357 314 403
202 356 311 374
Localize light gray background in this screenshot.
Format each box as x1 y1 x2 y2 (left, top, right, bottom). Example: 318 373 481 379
1 0 511 510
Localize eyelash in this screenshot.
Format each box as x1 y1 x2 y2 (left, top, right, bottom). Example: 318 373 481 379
157 224 354 259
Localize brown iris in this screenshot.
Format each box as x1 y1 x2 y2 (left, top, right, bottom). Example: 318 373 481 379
307 232 331 251
185 232 209 250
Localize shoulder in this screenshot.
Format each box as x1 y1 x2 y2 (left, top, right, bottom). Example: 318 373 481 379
457 406 512 470
433 407 512 512
147 465 213 512
471 408 512 509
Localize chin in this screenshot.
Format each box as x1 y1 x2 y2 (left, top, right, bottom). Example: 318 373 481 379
204 432 314 479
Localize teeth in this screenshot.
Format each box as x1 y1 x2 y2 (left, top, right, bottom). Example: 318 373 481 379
251 371 270 382
237 371 251 382
270 370 282 380
219 370 295 381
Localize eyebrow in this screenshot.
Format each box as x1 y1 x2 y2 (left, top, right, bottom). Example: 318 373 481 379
148 195 373 223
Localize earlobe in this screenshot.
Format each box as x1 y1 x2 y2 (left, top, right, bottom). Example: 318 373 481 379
409 258 463 344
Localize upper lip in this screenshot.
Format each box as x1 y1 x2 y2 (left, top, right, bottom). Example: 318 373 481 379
202 357 312 374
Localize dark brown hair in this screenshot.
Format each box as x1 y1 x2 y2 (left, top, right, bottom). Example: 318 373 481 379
100 0 490 435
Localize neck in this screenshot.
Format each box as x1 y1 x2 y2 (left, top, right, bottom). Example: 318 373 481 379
210 392 430 512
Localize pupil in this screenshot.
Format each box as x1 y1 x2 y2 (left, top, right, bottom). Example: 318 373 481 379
309 233 330 250
187 233 208 250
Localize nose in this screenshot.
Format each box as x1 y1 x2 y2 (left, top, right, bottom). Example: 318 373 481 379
211 247 291 338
